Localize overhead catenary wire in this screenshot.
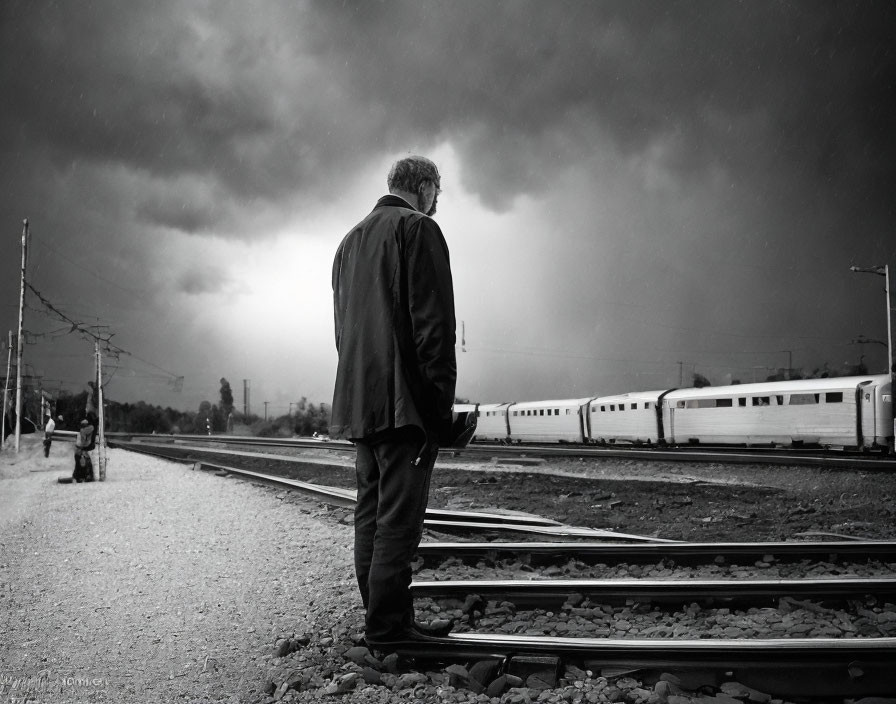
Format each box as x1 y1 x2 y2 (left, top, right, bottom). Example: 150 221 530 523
23 281 180 383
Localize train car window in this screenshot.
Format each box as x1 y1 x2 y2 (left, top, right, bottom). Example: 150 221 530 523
619 405 625 411
566 409 571 414
645 402 652 410
676 401 685 409
630 403 637 410
738 398 747 407
825 392 843 403
715 398 733 407
600 405 606 412
610 405 616 411
775 395 783 406
539 410 544 416
752 397 771 406
788 394 819 405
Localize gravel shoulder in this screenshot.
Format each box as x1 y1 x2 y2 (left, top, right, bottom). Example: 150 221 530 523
0 437 360 704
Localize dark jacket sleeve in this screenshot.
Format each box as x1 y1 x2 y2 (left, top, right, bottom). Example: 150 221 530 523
404 216 457 423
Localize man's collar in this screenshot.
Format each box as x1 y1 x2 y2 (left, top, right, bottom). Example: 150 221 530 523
375 194 417 211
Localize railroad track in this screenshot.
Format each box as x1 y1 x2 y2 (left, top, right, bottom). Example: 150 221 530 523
107 431 896 469
112 439 896 698
409 544 896 698
109 438 667 541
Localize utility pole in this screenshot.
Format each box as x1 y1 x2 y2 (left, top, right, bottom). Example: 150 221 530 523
677 361 683 387
1 331 12 449
243 379 250 417
14 220 28 453
95 340 107 481
779 350 792 380
263 401 269 420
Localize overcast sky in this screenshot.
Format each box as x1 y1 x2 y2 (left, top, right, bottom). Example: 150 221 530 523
1 0 895 417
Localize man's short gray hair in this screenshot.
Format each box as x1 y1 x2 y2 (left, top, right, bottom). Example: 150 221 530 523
387 155 441 193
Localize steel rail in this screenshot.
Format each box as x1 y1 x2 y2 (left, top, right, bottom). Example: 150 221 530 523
380 633 896 697
415 539 896 566
111 440 668 541
468 443 896 470
411 576 896 606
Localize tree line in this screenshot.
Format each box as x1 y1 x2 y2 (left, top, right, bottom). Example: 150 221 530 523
3 377 330 438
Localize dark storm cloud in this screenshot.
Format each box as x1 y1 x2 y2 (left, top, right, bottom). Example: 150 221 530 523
2 0 894 230
309 0 896 211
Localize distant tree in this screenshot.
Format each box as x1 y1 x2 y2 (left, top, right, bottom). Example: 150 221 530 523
293 401 329 436
219 378 234 416
210 403 224 432
692 372 711 388
843 357 869 376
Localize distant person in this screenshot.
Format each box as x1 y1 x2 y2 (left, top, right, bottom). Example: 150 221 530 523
72 418 96 483
43 414 62 457
331 155 457 649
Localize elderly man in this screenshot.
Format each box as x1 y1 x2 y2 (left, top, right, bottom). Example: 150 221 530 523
331 155 457 648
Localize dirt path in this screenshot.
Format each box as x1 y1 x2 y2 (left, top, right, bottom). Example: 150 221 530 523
0 437 359 704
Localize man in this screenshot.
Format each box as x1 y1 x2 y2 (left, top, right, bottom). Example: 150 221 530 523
43 414 61 457
331 155 457 648
73 418 96 483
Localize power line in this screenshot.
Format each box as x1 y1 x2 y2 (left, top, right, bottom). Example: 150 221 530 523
30 233 146 297
23 281 181 384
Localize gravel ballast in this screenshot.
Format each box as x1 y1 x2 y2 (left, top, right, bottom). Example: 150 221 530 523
0 438 360 703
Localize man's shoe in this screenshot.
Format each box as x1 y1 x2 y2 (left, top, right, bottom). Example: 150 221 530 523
410 619 454 638
367 620 454 653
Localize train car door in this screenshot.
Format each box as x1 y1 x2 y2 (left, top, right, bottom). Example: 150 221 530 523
578 400 592 443
856 380 874 450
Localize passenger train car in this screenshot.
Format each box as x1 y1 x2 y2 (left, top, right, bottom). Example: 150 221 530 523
458 374 893 451
587 390 668 445
508 398 592 443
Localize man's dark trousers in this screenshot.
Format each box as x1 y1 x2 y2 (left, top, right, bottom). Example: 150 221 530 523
354 426 436 642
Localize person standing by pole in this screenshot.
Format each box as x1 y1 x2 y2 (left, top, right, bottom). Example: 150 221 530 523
330 155 457 649
43 413 62 457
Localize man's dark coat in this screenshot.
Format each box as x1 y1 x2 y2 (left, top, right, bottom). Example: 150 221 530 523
330 195 457 441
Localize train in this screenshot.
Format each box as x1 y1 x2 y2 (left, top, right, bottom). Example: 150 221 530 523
455 373 894 452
